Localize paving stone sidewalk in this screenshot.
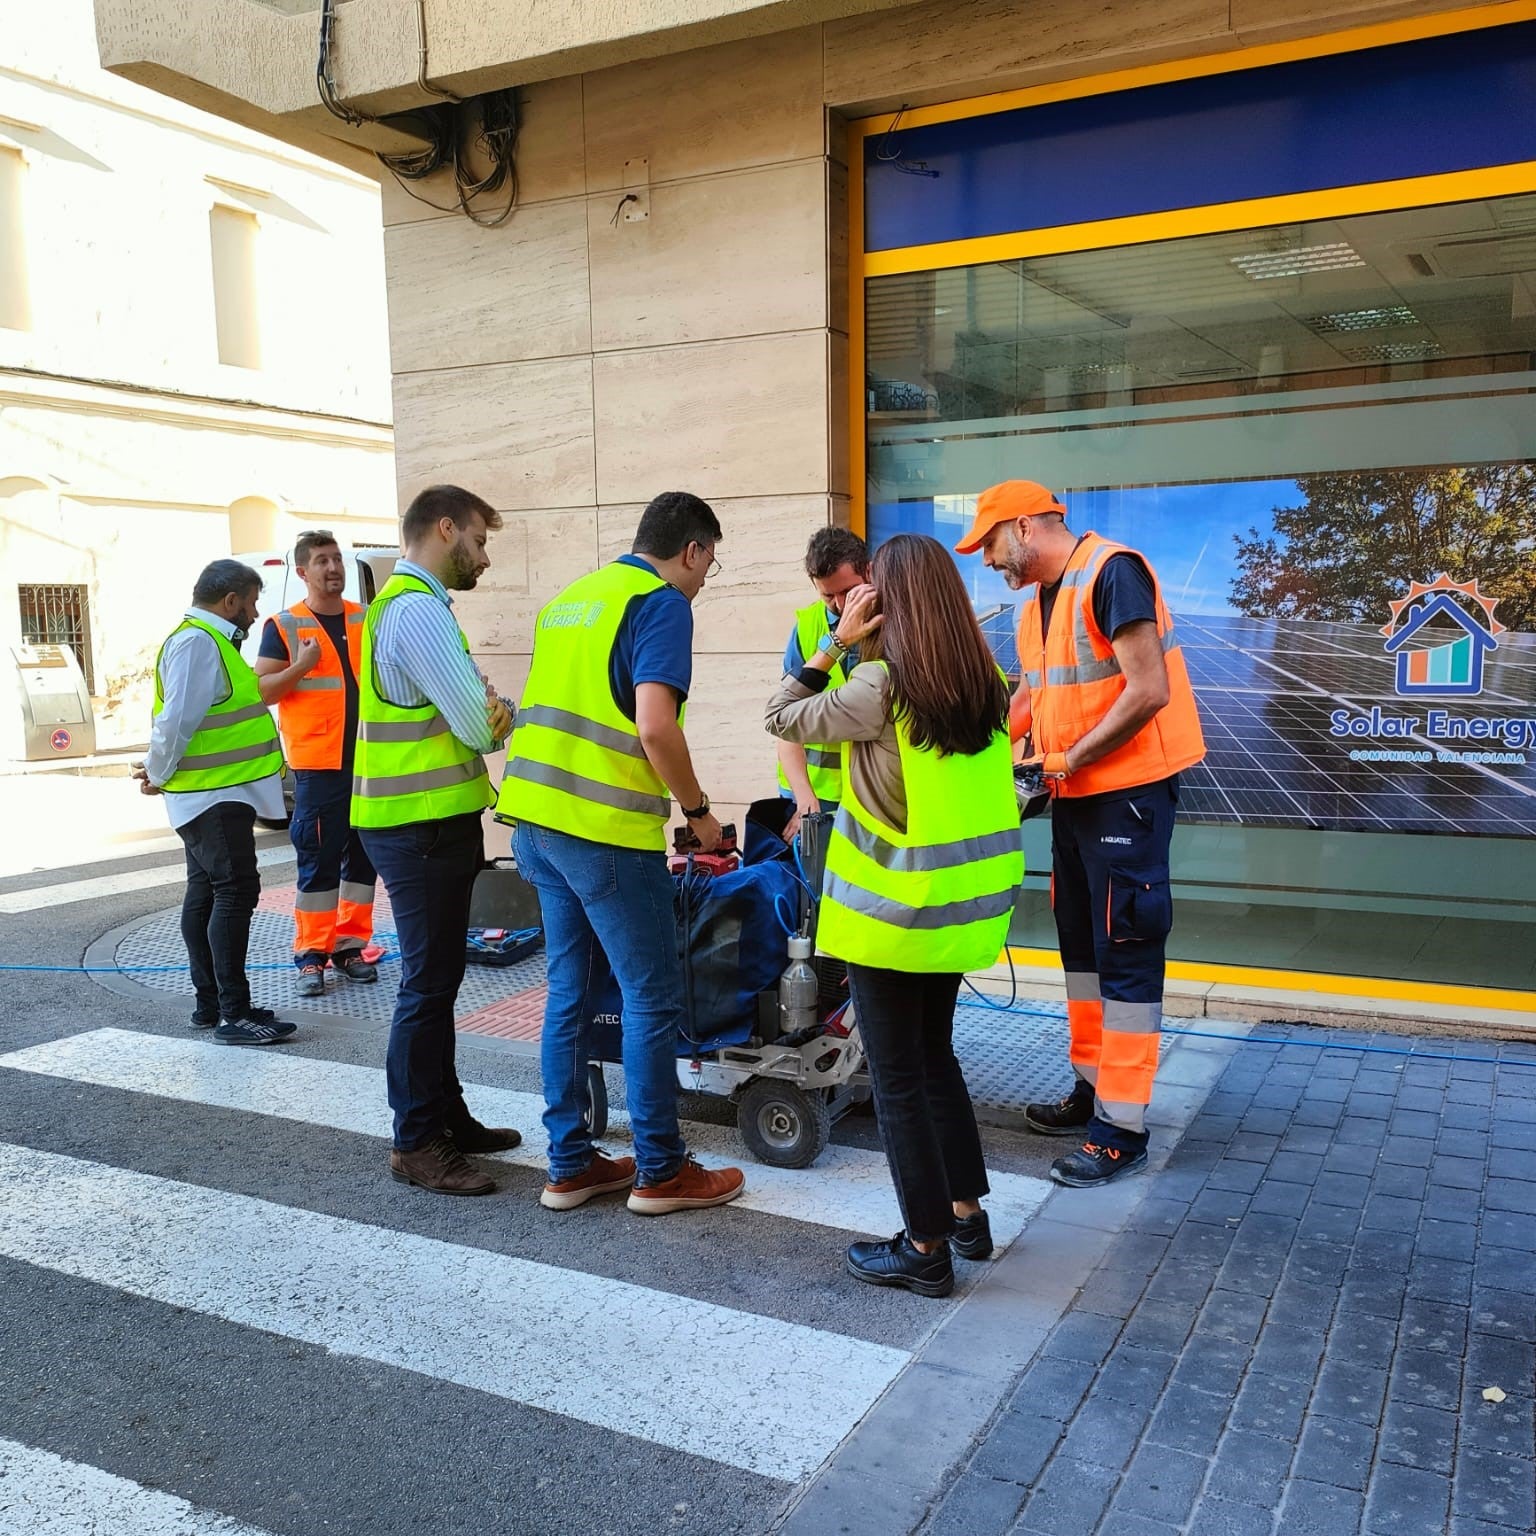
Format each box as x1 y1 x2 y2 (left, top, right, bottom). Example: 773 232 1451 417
923 1023 1536 1536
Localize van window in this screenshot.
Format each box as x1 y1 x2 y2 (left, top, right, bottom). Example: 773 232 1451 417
360 560 377 604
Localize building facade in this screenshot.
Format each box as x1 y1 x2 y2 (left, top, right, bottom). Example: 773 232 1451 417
1 0 396 746
90 0 1536 1011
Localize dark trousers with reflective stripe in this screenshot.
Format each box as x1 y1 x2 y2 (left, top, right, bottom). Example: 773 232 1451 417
846 965 990 1244
361 812 482 1150
1050 779 1177 1137
290 768 376 968
178 800 261 1022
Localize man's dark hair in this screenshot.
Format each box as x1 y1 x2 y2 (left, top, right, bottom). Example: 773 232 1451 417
632 491 722 561
805 526 869 581
193 559 262 606
294 529 339 569
401 484 503 546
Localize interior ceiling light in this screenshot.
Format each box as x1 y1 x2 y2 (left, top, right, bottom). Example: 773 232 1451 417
1340 340 1444 363
1230 242 1367 279
1306 305 1417 334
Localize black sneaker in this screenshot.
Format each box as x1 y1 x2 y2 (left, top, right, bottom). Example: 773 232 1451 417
215 1009 298 1047
297 964 326 999
335 954 378 983
1050 1135 1148 1188
1024 1078 1095 1137
951 1210 993 1261
189 1008 219 1030
846 1232 954 1298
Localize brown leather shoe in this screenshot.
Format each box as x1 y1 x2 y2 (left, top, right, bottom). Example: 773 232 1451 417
540 1151 637 1211
446 1119 523 1154
627 1155 745 1216
390 1137 496 1197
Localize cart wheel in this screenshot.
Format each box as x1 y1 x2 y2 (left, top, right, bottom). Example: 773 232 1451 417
584 1062 608 1138
737 1080 831 1169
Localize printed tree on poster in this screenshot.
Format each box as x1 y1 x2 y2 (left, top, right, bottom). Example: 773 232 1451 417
1229 465 1536 630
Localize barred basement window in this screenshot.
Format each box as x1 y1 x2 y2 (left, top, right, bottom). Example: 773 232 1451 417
18 583 94 691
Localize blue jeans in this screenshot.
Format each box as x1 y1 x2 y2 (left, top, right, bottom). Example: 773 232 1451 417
360 812 482 1150
513 821 687 1183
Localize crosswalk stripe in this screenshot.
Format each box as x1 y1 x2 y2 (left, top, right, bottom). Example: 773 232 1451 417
0 1142 908 1481
0 846 294 915
0 1436 276 1535
0 1029 1050 1244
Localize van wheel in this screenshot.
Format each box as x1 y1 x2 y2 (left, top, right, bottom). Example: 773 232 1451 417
737 1081 830 1168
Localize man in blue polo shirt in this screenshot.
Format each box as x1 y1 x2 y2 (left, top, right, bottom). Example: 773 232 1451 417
498 491 745 1216
776 527 869 836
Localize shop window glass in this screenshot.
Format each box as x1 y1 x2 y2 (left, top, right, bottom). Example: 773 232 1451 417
866 194 1536 988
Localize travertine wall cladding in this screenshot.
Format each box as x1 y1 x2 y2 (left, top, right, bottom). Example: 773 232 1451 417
383 27 840 822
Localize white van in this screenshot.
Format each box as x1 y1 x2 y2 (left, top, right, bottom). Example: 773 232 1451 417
239 544 400 618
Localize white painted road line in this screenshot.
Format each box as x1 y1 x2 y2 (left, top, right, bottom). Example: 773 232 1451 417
0 846 293 914
0 1143 909 1481
0 1029 1051 1243
0 1437 276 1536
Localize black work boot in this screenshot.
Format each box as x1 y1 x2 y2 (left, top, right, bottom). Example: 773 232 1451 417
1024 1077 1095 1137
846 1232 955 1297
951 1210 993 1261
1050 1122 1149 1188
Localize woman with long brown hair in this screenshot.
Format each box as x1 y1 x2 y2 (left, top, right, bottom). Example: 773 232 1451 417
765 533 1022 1296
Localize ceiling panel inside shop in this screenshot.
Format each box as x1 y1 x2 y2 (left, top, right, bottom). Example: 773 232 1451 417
866 195 1536 417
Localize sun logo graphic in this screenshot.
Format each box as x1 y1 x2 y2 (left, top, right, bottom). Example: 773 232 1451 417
1379 574 1506 698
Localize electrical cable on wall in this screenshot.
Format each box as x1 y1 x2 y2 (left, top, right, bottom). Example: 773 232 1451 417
316 0 519 228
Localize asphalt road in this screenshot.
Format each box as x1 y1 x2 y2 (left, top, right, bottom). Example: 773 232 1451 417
0 807 1067 1536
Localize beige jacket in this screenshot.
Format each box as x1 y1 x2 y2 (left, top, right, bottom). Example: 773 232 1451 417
764 664 909 833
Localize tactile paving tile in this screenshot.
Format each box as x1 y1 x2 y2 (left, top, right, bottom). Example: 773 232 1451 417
111 908 1161 1112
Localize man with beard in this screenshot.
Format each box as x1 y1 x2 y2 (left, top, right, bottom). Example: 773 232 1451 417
134 560 293 1046
955 482 1205 1187
255 530 378 999
352 485 522 1196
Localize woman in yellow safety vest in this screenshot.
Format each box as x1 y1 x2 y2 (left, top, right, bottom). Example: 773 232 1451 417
765 533 1022 1297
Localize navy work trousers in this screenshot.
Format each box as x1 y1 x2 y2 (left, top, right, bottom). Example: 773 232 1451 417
1050 778 1178 1135
361 812 482 1150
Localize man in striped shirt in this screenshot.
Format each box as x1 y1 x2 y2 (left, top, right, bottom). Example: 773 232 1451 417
356 485 522 1197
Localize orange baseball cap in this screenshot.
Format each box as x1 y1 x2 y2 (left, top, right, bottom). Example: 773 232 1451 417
953 480 1067 555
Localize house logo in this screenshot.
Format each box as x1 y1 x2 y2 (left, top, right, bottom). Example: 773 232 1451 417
1380 574 1505 698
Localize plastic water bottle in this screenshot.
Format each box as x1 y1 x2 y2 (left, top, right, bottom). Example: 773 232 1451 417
778 933 819 1038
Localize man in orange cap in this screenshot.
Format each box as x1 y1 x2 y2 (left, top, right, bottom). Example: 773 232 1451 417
955 481 1205 1187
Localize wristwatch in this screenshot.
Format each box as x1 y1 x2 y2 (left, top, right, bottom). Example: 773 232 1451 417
682 794 711 820
818 632 849 660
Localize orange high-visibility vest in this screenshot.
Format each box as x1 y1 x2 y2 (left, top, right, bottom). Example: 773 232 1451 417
273 600 364 771
1016 533 1205 798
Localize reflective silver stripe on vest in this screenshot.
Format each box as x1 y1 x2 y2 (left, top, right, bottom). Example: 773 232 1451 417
1022 668 1043 688
839 816 1019 875
178 740 282 772
823 872 1017 931
1047 628 1181 688
356 715 452 744
294 677 343 692
194 700 270 731
804 746 841 769
516 703 648 760
352 759 487 798
277 613 302 645
505 757 669 819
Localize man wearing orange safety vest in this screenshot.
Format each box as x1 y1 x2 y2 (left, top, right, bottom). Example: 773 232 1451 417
956 481 1205 1188
255 530 378 998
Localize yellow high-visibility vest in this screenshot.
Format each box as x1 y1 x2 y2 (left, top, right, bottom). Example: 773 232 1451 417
152 617 283 793
818 663 1022 973
776 600 846 803
496 560 681 852
350 573 493 829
